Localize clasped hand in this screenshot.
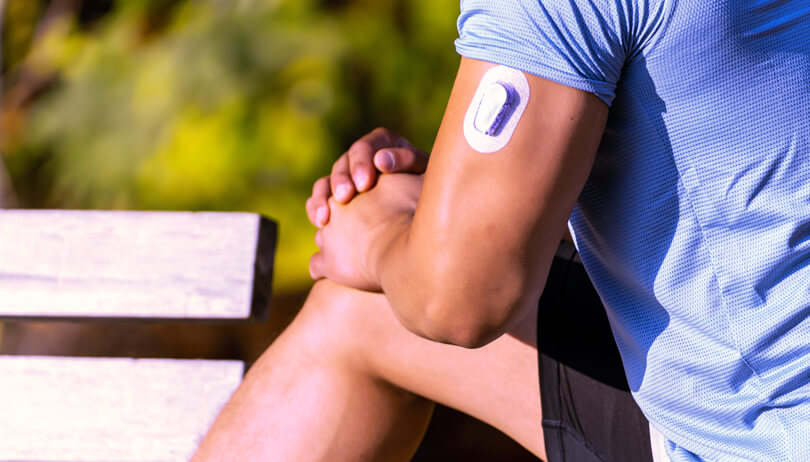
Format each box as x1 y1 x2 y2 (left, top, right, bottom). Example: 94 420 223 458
306 128 428 291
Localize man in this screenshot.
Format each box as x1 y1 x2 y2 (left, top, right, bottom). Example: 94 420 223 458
195 0 810 460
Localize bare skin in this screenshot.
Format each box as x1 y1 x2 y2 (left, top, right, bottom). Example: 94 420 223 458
309 58 607 347
194 141 544 462
193 278 543 461
194 57 608 461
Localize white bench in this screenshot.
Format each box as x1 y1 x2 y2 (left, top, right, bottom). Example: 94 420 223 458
0 210 277 461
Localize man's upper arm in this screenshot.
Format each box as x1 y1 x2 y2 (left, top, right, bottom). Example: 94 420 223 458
382 57 608 346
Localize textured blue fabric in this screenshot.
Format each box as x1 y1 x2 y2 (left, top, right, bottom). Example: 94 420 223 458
456 1 810 460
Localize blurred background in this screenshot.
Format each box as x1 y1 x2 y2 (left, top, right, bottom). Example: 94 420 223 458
0 0 536 459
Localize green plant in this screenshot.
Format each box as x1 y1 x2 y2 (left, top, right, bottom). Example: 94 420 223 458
5 0 459 292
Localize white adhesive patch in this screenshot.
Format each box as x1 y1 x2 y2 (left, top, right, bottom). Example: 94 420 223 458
463 65 530 153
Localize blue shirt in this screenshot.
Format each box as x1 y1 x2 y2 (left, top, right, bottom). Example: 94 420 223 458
456 1 810 460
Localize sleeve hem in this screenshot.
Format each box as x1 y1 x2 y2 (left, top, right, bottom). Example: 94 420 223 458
454 42 616 106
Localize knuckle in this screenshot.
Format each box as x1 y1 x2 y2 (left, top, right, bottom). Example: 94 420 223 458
348 148 374 169
371 126 389 136
350 138 372 153
399 147 416 159
375 127 395 143
363 126 390 144
331 154 348 173
352 155 372 168
393 148 414 164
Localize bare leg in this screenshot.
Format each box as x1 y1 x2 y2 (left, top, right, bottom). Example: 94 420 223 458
194 279 544 461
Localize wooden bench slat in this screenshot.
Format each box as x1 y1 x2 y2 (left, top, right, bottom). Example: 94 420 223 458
0 210 276 320
0 355 243 461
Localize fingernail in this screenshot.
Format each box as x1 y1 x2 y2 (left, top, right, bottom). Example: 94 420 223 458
355 171 370 189
316 206 328 226
336 184 351 200
377 150 396 171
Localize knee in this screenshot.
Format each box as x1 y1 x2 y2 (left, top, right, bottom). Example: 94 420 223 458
302 279 366 327
290 279 382 362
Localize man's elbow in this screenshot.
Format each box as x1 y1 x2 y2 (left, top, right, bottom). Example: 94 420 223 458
418 278 529 349
420 312 500 348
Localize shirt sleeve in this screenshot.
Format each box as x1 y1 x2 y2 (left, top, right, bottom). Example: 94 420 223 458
455 0 631 106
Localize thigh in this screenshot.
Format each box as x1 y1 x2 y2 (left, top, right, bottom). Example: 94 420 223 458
538 242 654 462
270 248 652 462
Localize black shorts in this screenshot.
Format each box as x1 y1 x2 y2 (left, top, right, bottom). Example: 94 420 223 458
537 242 653 462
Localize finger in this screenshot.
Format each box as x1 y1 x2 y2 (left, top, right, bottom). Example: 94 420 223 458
330 154 356 204
373 147 429 174
307 177 331 227
309 251 325 280
347 127 406 192
314 228 323 249
305 197 317 225
347 145 377 193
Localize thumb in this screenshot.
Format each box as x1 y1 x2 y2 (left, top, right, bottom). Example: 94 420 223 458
374 147 429 174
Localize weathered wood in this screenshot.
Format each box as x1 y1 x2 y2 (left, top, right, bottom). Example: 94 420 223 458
0 210 277 320
0 355 243 461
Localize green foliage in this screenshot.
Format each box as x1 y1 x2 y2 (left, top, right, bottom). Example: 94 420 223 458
5 0 459 292
1 0 44 73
